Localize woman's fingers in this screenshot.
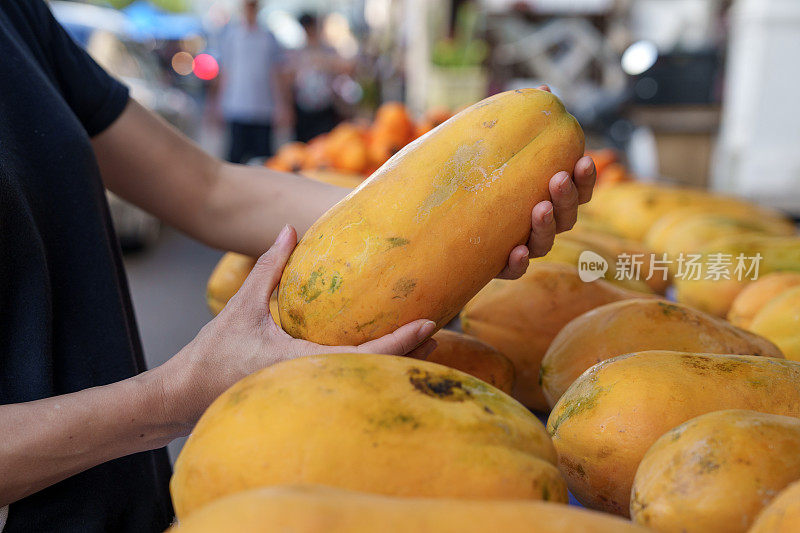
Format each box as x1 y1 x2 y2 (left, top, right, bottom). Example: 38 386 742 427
549 171 580 232
573 155 596 203
357 319 437 356
529 200 557 258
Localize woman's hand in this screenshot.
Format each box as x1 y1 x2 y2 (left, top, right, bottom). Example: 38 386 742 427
496 85 596 280
159 225 438 427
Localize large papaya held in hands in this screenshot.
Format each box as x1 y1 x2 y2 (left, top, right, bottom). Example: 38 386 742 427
279 89 585 345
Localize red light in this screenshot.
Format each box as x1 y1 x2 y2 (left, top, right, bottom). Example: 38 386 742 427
193 53 219 80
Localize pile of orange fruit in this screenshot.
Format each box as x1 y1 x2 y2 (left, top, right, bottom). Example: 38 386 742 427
265 103 453 176
585 148 634 187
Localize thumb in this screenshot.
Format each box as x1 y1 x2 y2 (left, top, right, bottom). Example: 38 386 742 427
236 225 297 312
356 319 437 356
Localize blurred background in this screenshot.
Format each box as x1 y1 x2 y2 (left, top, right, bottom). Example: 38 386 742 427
50 0 800 458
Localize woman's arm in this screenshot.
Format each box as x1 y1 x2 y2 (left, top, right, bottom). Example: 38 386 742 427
0 228 436 506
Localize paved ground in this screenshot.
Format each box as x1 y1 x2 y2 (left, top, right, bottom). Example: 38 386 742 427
123 227 223 461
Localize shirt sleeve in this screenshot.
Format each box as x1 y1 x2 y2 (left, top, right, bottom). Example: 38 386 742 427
29 0 130 137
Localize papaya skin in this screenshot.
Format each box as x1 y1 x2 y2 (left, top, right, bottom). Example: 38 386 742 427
546 351 800 517
278 89 585 345
749 285 800 362
728 272 800 328
171 353 565 519
674 234 800 317
749 480 800 533
631 410 800 533
168 485 650 533
541 299 783 407
428 330 515 394
460 262 647 411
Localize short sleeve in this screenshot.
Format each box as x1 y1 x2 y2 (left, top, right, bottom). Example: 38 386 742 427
29 0 130 136
268 30 288 66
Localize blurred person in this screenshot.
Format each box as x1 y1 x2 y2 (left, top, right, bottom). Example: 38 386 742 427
0 0 596 531
290 13 351 142
217 0 292 163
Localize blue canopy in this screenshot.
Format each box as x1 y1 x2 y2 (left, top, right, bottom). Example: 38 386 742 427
122 0 202 41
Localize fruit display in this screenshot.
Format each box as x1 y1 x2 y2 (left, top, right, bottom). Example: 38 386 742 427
631 410 800 533
191 88 800 532
460 262 646 410
171 353 566 519
278 88 584 345
749 480 800 533
547 351 800 516
540 299 782 407
168 485 650 533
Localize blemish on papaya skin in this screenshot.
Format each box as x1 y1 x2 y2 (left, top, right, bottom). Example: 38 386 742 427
368 412 421 430
299 268 326 302
548 383 609 435
560 456 587 479
285 309 306 328
386 237 409 248
392 278 417 298
542 485 550 501
407 368 472 402
483 405 494 415
483 119 497 128
681 354 712 373
328 272 343 293
714 360 744 373
355 317 378 332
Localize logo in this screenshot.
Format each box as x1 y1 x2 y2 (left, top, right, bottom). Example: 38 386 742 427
578 250 609 282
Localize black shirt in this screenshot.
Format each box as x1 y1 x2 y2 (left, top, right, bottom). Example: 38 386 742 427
0 0 173 530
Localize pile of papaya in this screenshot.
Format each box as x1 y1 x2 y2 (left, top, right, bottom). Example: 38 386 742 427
265 103 453 177
182 88 800 532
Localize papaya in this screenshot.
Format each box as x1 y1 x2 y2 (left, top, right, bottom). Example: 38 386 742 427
649 213 795 261
644 205 794 253
266 142 308 172
460 262 646 411
728 272 800 328
171 353 566 518
540 299 782 407
168 485 650 533
674 234 800 317
547 351 800 516
562 228 670 294
749 285 800 362
206 252 257 315
278 89 584 345
749 480 800 533
428 330 515 394
583 182 786 242
631 410 800 533
535 235 653 294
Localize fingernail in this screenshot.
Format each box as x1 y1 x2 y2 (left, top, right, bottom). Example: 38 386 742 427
544 207 554 223
276 225 291 244
417 320 437 340
559 173 572 190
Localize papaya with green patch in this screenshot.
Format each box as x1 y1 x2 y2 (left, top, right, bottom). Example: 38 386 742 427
278 89 584 345
172 353 566 519
547 351 800 517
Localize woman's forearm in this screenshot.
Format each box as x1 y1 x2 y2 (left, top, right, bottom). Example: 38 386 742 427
0 367 185 507
199 162 348 257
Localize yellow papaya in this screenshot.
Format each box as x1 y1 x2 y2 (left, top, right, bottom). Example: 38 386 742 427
728 272 800 328
278 89 584 345
206 252 256 315
674 234 800 316
428 329 515 394
749 480 800 533
168 485 650 533
541 299 782 407
631 410 800 533
645 205 794 253
547 351 800 516
171 353 565 519
460 262 646 411
749 285 800 362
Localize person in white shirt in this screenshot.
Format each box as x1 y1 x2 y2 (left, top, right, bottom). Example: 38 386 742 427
217 0 292 163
